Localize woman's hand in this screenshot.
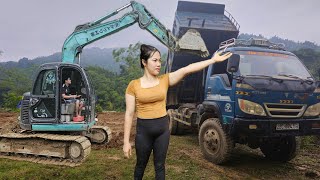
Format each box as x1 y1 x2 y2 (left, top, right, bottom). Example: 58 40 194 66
211 51 232 63
123 142 132 159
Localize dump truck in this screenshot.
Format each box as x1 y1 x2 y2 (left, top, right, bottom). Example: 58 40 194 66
166 1 320 164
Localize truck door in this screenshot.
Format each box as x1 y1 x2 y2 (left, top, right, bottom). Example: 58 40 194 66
30 67 58 123
205 60 235 123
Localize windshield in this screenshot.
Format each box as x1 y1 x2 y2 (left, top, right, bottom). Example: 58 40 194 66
237 51 312 79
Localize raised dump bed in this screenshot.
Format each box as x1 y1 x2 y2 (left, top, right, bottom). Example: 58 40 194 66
166 1 240 106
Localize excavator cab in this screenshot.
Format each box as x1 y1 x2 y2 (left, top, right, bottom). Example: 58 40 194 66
19 63 96 131
60 66 89 122
0 62 112 165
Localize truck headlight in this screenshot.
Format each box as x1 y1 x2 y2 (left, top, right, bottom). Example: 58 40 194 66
304 103 320 117
238 99 266 116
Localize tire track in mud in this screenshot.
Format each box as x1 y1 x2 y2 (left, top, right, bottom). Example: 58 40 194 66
174 144 259 179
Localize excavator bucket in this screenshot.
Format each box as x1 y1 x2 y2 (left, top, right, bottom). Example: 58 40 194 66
177 29 209 58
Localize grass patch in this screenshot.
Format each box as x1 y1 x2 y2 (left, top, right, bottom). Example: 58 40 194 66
0 135 318 179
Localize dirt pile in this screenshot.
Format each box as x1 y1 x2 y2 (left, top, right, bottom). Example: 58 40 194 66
0 112 20 134
94 111 136 149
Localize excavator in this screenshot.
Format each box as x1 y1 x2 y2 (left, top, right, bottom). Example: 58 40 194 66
0 1 208 166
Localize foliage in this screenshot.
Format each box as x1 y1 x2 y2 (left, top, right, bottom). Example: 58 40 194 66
86 66 121 111
0 67 33 94
85 43 144 111
0 42 317 111
293 48 320 79
2 92 22 111
0 66 33 109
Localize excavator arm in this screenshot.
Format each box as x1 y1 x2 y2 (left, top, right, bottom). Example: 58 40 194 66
62 1 209 63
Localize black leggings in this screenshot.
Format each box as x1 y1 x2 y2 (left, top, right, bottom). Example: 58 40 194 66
134 115 170 180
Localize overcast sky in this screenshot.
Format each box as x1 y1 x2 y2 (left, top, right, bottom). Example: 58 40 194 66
0 0 318 62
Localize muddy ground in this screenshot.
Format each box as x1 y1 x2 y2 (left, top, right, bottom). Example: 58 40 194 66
1 111 320 179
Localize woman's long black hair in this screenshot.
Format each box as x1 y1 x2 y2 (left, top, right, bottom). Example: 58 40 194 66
140 44 161 68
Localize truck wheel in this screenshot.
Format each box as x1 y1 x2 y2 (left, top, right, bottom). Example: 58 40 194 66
260 136 300 162
199 118 234 164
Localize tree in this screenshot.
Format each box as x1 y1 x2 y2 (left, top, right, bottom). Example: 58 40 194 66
2 92 22 110
111 43 143 111
113 42 143 79
0 66 33 109
293 48 320 80
0 67 33 95
0 50 3 56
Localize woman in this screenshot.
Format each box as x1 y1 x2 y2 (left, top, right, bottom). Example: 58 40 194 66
123 44 232 180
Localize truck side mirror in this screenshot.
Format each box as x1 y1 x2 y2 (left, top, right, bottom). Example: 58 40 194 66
227 54 240 73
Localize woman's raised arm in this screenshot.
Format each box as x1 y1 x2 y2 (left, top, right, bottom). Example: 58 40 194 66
168 51 232 86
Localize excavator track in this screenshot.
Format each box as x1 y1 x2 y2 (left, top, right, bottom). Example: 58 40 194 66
0 133 91 167
90 126 112 144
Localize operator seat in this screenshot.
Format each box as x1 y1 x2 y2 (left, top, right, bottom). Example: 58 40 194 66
61 101 75 122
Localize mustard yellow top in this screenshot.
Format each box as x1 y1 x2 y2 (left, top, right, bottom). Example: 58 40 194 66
126 74 169 119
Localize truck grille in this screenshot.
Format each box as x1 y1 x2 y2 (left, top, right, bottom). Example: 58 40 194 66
264 103 306 118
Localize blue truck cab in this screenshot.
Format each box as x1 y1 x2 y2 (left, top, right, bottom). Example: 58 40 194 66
201 38 320 163
166 1 320 164
211 39 320 137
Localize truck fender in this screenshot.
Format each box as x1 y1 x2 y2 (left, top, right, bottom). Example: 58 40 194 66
197 101 223 128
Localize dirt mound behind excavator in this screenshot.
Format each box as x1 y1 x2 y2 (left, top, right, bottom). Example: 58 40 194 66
92 111 137 149
0 112 20 134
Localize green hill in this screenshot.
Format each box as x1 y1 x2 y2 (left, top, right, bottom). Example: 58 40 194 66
0 47 120 73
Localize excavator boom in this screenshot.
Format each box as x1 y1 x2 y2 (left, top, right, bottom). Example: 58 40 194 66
62 1 209 63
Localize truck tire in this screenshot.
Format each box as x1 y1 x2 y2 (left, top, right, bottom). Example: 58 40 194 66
260 136 300 162
168 109 182 135
198 118 234 164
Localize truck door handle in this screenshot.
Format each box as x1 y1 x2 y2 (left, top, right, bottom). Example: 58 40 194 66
207 87 211 93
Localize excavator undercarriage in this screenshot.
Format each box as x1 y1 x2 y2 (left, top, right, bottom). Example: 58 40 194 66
0 126 111 166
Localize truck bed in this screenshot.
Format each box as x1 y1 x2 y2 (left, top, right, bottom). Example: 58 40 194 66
166 1 239 106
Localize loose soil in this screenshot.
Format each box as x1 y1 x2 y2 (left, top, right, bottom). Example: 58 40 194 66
1 111 320 179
